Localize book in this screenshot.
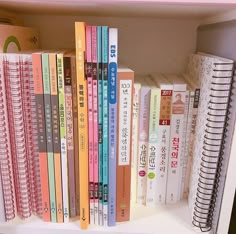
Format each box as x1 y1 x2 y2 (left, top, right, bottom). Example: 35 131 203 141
116 67 134 222
108 27 118 226
0 24 39 53
164 74 187 204
48 52 64 222
92 26 99 225
42 53 57 222
75 22 89 229
64 55 76 218
0 54 16 221
102 25 109 226
187 53 234 232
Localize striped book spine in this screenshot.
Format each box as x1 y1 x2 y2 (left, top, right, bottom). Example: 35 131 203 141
42 53 57 222
97 26 103 226
57 53 69 222
137 86 151 205
32 53 50 221
108 28 118 226
75 22 89 229
86 25 95 224
146 87 161 207
49 53 64 222
64 56 76 217
102 26 109 226
71 55 80 217
92 26 99 225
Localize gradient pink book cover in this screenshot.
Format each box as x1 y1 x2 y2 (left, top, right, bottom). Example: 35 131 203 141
86 25 95 223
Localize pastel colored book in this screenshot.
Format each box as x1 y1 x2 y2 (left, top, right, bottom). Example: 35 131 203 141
91 26 99 225
0 24 39 53
86 25 95 224
48 52 64 223
75 22 89 230
116 67 134 222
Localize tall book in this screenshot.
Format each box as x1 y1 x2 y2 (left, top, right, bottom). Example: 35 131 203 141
97 26 103 226
164 74 186 204
0 54 16 221
64 55 76 218
92 26 99 225
57 53 69 222
116 68 134 222
42 53 57 222
108 27 118 226
188 53 234 232
48 52 64 222
86 25 95 224
102 25 109 226
75 22 89 229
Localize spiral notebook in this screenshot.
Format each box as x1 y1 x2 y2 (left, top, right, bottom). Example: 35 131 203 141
188 52 234 232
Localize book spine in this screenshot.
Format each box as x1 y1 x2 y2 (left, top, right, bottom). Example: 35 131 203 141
92 26 99 225
64 56 76 218
146 88 161 207
156 87 172 205
42 53 57 222
86 25 95 224
108 28 118 226
57 53 69 222
97 26 103 226
116 71 134 222
71 56 80 217
0 54 15 221
49 53 64 223
131 83 141 205
32 53 50 221
137 86 151 205
102 25 109 226
177 90 190 201
75 22 89 229
166 84 186 204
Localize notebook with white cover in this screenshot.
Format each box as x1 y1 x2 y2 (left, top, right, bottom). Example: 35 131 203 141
187 52 234 232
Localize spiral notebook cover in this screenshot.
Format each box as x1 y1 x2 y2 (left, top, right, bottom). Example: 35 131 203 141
188 53 234 232
0 54 16 221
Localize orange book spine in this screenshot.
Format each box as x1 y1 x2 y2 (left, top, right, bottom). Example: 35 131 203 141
75 22 89 229
32 53 50 222
116 70 134 222
49 53 64 223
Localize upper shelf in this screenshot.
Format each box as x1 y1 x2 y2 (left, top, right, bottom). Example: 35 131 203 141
1 0 236 20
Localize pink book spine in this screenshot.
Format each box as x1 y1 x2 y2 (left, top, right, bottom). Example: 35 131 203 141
86 25 95 224
92 26 99 225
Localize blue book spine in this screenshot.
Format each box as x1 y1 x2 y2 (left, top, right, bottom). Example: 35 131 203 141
97 26 103 226
102 26 109 226
108 28 118 226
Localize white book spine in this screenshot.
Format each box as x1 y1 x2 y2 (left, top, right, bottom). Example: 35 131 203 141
166 83 187 204
131 83 141 204
146 88 161 207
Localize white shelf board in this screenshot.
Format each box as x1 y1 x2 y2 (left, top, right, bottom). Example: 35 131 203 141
0 0 236 19
0 200 208 234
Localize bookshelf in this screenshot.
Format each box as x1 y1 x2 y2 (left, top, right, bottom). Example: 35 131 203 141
0 1 236 234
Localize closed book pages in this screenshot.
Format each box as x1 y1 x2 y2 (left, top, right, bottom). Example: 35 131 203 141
145 77 161 207
163 74 187 204
136 77 151 205
130 80 141 205
187 53 234 232
0 25 39 53
149 74 173 205
0 167 6 222
4 54 32 218
116 67 134 222
0 54 15 221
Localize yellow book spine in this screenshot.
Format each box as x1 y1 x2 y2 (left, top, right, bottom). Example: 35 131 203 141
75 22 89 229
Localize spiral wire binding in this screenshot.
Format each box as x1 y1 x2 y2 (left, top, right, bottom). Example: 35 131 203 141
192 64 234 232
0 55 16 221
